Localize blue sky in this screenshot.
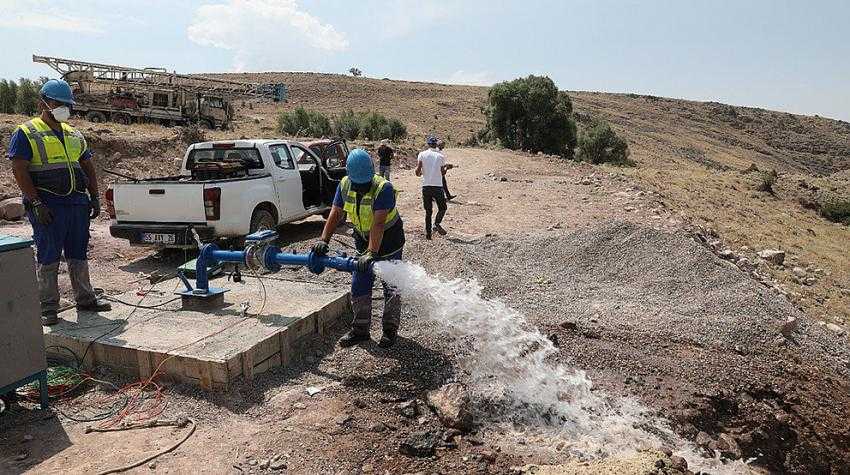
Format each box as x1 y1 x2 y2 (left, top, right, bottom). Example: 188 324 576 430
1 0 848 121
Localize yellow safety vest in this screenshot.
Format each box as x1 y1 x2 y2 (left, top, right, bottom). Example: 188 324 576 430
340 176 400 239
18 117 88 196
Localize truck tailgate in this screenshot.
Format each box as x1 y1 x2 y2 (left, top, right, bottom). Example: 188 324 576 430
114 183 207 223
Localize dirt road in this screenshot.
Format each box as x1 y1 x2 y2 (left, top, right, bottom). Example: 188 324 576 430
1 148 848 474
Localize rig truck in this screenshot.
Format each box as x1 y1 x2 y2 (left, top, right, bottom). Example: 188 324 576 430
33 55 287 129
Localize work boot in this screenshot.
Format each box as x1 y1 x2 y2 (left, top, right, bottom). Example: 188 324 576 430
76 299 112 312
41 310 59 326
434 224 447 236
338 330 370 348
446 194 457 201
378 331 397 349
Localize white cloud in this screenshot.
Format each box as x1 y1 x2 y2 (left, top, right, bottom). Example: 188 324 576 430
0 2 104 34
445 70 496 87
382 0 456 38
187 0 348 71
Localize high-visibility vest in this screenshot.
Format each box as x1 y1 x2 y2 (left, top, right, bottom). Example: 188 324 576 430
18 117 88 196
340 176 400 238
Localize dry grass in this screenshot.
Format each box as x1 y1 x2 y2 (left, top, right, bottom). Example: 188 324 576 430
3 75 849 324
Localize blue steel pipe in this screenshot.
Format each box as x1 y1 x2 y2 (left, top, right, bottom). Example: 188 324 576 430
193 242 362 295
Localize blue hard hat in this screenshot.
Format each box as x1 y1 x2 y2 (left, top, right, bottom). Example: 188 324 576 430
346 148 375 184
40 79 75 106
427 135 438 147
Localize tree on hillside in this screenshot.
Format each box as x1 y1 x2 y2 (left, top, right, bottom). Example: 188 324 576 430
483 75 577 157
576 119 632 165
349 67 362 77
15 78 39 116
0 80 15 114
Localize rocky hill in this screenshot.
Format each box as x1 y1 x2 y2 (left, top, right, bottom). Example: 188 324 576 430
2 72 848 323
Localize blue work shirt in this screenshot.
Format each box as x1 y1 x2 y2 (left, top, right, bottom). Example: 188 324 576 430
7 127 92 205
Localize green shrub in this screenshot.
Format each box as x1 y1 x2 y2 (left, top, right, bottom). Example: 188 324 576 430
756 169 778 194
386 118 407 141
0 80 15 113
332 110 406 141
333 110 361 140
15 78 39 116
576 120 632 165
820 200 850 225
359 111 386 140
277 107 331 138
482 75 577 157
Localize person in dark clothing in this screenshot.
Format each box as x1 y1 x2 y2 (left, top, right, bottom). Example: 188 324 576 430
437 139 456 200
377 139 394 180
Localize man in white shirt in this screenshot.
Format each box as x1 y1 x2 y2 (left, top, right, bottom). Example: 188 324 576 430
415 136 448 240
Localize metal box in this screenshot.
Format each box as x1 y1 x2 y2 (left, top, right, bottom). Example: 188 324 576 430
0 235 47 396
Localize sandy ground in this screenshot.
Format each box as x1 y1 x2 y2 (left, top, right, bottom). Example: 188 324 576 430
1 148 848 474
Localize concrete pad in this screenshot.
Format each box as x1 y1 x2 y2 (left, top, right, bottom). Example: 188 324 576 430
44 276 350 389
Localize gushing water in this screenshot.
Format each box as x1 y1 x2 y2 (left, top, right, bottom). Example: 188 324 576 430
375 260 750 473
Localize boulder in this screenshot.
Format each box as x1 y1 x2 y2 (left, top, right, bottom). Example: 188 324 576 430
695 431 712 448
426 383 473 432
714 433 742 459
0 197 25 221
757 249 786 266
780 317 798 338
399 431 438 458
670 455 688 471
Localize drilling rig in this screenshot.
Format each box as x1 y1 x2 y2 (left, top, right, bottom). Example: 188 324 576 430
33 55 287 130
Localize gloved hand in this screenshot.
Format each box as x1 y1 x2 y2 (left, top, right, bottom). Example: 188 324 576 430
29 199 53 225
89 197 101 220
311 240 329 256
356 252 375 273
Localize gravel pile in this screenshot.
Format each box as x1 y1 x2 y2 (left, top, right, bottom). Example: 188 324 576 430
409 221 850 472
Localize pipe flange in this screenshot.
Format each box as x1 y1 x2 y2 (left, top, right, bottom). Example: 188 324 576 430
243 242 266 272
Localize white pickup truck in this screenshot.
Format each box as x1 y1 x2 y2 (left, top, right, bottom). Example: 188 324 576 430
107 139 348 248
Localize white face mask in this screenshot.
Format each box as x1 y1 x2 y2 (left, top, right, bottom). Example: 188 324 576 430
50 105 71 122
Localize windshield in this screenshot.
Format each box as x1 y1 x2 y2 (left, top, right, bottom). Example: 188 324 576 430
186 147 263 170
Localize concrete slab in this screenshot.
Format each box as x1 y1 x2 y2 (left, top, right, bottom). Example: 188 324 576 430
43 276 350 389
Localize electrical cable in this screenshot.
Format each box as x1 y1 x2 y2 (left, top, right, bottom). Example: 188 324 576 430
79 280 158 367
251 267 268 316
94 418 196 475
101 295 181 309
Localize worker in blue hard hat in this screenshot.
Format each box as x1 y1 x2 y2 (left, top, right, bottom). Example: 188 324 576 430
312 148 405 348
6 78 111 325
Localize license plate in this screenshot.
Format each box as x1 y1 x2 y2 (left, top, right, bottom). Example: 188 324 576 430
141 232 176 244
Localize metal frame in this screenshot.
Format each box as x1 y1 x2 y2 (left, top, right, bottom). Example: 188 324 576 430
33 54 287 100
0 370 49 410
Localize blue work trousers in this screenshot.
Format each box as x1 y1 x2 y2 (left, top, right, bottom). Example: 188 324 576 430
350 248 403 335
27 202 95 312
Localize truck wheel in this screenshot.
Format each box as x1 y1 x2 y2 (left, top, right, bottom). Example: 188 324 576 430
111 113 132 125
86 111 107 123
249 208 276 234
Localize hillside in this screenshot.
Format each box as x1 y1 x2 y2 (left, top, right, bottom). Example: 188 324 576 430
2 73 850 473
1 72 849 326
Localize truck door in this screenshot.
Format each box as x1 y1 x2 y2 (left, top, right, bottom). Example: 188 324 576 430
268 144 304 219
